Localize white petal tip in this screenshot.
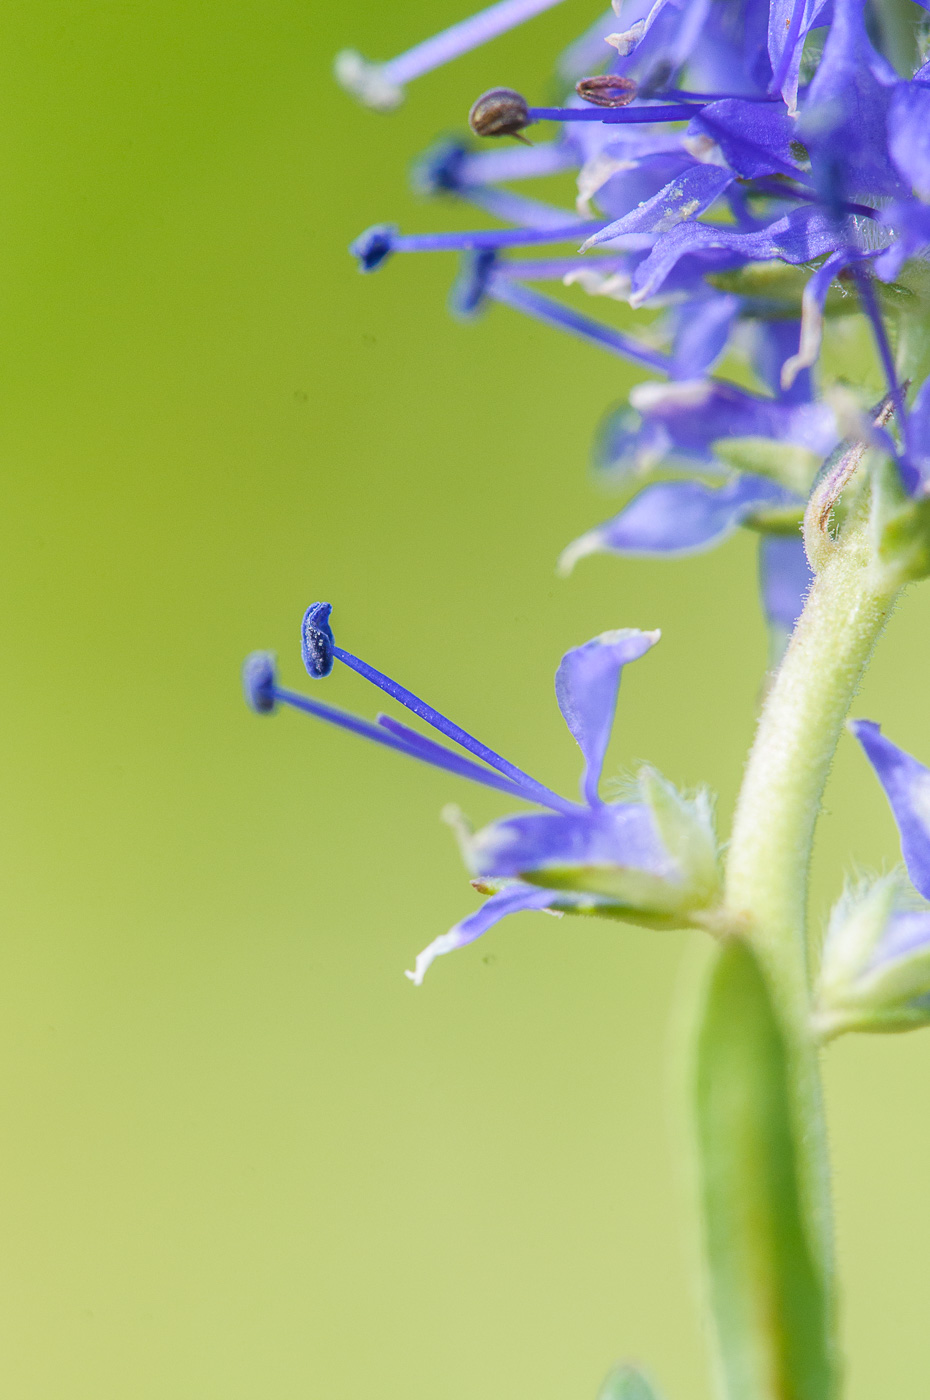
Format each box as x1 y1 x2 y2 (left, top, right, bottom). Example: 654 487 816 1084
557 531 603 576
404 968 424 986
334 51 404 110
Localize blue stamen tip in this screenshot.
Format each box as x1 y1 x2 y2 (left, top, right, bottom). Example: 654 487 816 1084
243 651 278 714
349 224 398 273
413 139 468 195
451 248 498 317
301 602 335 678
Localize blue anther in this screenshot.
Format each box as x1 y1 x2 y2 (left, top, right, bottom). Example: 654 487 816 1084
413 139 469 194
243 651 278 714
451 249 498 317
350 224 398 272
301 602 336 678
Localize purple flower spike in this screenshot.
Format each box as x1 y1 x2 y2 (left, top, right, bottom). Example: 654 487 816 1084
851 721 930 900
559 475 795 573
555 629 661 805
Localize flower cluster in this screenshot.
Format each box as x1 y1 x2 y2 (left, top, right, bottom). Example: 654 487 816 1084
244 603 720 981
339 0 930 650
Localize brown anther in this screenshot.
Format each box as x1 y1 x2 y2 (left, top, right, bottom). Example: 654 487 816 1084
575 74 637 107
468 87 532 140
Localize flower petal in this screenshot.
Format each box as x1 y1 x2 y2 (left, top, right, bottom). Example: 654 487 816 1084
405 884 561 985
689 98 800 179
559 474 795 573
887 81 930 201
629 206 842 307
851 721 930 899
582 165 734 248
759 533 812 640
555 629 660 803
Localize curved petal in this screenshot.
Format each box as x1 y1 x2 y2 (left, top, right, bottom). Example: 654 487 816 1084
582 165 733 247
851 721 930 900
555 629 661 803
405 883 561 985
629 206 842 307
559 474 795 572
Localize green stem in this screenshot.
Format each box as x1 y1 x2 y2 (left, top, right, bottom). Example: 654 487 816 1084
724 517 899 1303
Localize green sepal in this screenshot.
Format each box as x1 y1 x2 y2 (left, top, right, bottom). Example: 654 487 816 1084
637 764 721 907
522 767 721 928
695 939 833 1400
877 494 930 582
597 1362 664 1400
814 871 930 1039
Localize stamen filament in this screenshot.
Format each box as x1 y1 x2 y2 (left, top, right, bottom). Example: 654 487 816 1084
332 646 575 812
390 223 603 252
376 714 574 811
849 263 912 469
346 0 568 91
527 103 704 123
274 686 565 806
487 278 672 370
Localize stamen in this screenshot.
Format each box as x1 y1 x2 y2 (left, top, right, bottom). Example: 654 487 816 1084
525 102 705 124
326 631 576 812
413 138 575 195
242 652 277 714
335 0 569 111
486 278 672 371
301 602 335 678
375 713 571 809
575 75 637 107
849 263 915 482
273 686 566 806
349 219 606 273
469 88 532 140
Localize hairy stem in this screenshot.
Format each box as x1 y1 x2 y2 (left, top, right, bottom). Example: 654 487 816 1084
724 516 899 1297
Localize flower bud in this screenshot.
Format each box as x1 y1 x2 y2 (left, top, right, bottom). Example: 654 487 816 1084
813 873 930 1038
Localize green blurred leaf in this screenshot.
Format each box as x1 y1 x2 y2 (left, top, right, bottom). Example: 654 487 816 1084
695 940 832 1400
596 1361 663 1400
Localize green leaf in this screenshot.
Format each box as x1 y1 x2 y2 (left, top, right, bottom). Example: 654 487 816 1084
596 1362 663 1400
695 940 833 1400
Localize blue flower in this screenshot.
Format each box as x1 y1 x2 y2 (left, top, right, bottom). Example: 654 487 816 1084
245 605 720 982
339 0 930 641
814 722 930 1036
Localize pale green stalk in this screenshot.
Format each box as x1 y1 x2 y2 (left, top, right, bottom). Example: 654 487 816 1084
724 513 900 1307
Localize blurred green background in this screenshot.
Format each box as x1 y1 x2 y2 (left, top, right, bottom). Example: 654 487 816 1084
2 3 930 1397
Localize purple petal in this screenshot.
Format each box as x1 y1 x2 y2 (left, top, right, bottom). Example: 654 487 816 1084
405 883 560 984
629 206 843 307
749 320 811 405
555 629 661 804
560 474 796 573
669 293 741 379
759 534 812 638
582 165 734 248
469 802 672 878
874 199 930 282
888 82 930 200
768 0 830 110
780 249 861 391
852 721 930 900
801 0 901 200
908 375 930 488
872 910 930 971
689 98 800 178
